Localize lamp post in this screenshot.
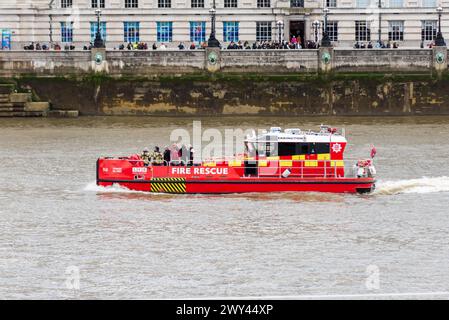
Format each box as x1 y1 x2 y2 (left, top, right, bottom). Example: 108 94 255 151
312 20 320 43
93 9 105 48
48 0 55 49
378 0 382 43
207 0 220 47
435 6 446 46
321 7 331 47
276 20 284 43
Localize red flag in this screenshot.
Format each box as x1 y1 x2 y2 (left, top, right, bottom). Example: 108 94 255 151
370 145 377 158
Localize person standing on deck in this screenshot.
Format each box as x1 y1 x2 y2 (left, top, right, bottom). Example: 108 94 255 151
163 146 171 166
151 146 164 166
140 148 151 166
170 144 180 166
180 144 189 166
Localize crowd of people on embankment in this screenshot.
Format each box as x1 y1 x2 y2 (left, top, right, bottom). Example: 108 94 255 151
354 40 400 49
21 37 439 51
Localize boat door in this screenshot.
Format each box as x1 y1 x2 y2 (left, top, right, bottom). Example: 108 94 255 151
244 160 258 177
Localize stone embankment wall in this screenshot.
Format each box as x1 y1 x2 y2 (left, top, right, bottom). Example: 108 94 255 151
1 48 449 116
10 75 449 116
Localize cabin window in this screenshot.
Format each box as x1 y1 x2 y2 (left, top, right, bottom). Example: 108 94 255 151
278 143 297 156
314 143 330 154
278 143 330 156
300 143 309 154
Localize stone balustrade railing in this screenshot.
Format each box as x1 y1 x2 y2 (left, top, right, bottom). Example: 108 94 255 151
0 47 447 77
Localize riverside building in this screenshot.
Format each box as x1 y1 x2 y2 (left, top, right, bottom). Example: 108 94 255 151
0 0 448 50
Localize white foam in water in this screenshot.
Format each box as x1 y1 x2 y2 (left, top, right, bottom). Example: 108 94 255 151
83 177 449 196
83 181 144 194
375 176 449 195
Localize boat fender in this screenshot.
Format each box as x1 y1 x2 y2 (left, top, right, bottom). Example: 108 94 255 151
282 169 291 178
357 167 365 178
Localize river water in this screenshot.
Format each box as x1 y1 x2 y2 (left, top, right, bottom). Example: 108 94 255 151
1 116 449 299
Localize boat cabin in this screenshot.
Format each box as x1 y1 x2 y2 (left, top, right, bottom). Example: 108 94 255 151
240 125 348 178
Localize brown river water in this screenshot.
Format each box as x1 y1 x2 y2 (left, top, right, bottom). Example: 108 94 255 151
1 116 449 299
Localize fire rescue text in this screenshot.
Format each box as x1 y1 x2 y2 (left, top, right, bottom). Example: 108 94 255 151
171 167 228 175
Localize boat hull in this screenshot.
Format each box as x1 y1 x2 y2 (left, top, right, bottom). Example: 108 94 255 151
97 178 375 194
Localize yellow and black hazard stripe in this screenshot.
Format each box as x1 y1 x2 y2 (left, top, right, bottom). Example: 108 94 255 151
150 178 186 194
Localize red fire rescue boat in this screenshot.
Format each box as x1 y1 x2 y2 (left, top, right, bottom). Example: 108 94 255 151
97 125 376 194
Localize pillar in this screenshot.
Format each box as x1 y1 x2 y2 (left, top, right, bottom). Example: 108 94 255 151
205 47 221 73
91 48 108 73
433 46 447 77
319 46 334 73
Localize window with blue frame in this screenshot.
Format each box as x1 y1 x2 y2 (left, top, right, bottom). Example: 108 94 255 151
388 0 403 7
90 22 106 43
190 22 206 44
223 22 239 42
60 22 73 43
422 0 436 7
157 22 173 42
356 0 370 7
124 22 140 43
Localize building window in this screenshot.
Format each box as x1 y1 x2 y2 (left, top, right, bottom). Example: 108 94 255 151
190 22 206 44
125 0 138 8
355 21 371 41
422 0 436 7
91 0 105 8
388 21 404 41
326 21 338 41
257 0 270 7
60 22 73 43
124 22 140 43
421 20 437 41
157 22 173 42
291 0 304 7
61 0 72 8
1 29 12 50
389 0 403 7
191 0 204 7
326 0 336 7
356 0 370 7
223 22 239 42
158 0 171 7
256 22 272 41
90 22 106 43
224 0 238 7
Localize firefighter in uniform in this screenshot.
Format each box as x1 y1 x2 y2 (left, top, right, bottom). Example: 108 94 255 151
151 146 164 166
141 148 151 166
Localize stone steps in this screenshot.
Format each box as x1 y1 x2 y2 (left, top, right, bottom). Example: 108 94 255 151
0 95 10 103
0 84 14 95
0 111 45 117
0 102 26 116
0 90 63 118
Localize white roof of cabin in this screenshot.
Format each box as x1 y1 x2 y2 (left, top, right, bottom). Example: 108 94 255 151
246 126 347 143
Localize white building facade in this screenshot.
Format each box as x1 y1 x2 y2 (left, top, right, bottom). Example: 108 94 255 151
0 0 448 49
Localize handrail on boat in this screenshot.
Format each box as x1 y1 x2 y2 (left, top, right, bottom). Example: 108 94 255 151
99 158 367 179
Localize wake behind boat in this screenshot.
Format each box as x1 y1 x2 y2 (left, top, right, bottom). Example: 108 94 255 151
96 125 376 194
